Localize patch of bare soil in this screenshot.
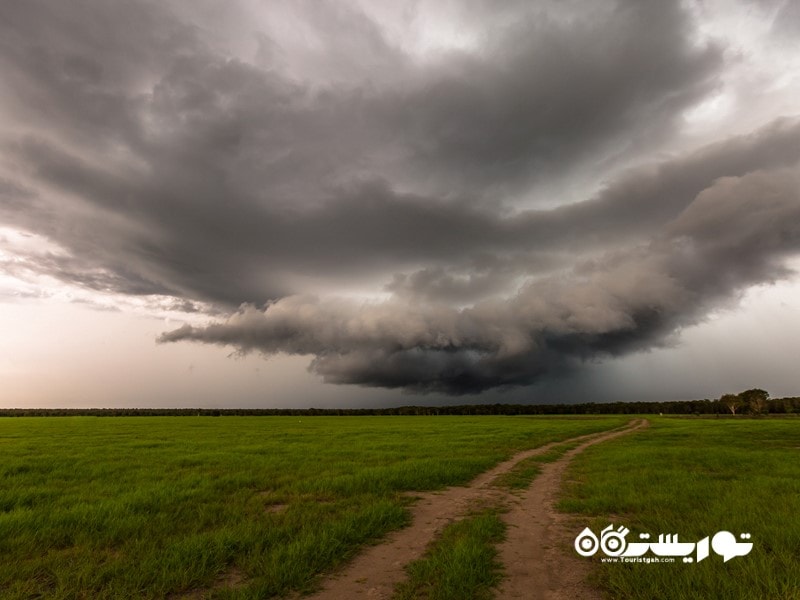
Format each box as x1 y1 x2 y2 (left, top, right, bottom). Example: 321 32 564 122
303 421 645 600
496 419 649 600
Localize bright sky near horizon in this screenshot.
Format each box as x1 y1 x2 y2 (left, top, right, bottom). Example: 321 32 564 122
1 0 799 408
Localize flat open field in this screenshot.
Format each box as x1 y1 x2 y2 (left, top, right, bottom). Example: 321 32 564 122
0 415 626 599
1 416 797 599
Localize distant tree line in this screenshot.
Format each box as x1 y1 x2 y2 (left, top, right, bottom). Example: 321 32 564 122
1 390 798 417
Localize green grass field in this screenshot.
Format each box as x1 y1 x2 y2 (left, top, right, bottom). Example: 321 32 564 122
0 415 626 599
560 417 800 600
4 415 797 599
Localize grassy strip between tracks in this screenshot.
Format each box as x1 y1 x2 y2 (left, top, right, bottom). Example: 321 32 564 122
393 508 505 600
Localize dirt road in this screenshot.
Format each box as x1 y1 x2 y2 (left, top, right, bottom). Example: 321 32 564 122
497 419 649 599
306 419 647 599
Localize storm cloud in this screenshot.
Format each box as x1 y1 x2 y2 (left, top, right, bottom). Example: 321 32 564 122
160 168 800 393
2 0 799 395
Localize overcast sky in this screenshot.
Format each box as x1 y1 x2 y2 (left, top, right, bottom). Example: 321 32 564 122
1 0 799 408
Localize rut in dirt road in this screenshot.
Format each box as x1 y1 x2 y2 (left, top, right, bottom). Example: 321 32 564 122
303 421 643 600
497 418 649 600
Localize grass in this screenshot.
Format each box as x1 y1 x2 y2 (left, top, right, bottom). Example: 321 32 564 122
0 415 627 599
493 437 586 490
393 509 505 600
559 417 800 600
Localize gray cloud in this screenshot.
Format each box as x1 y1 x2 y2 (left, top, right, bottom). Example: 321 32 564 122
1 0 799 396
772 0 800 37
0 0 727 297
161 168 800 393
5 117 799 309
389 0 723 195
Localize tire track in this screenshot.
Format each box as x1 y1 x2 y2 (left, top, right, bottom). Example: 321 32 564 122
496 418 649 600
303 421 641 600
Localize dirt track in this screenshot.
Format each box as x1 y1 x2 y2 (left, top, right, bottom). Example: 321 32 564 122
305 419 647 599
497 418 649 599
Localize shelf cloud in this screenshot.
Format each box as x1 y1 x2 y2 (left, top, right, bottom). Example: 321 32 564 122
160 167 800 393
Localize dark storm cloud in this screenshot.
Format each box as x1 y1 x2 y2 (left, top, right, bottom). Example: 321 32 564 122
0 0 726 301
2 0 799 393
374 118 800 302
6 118 799 308
161 168 800 393
389 0 723 193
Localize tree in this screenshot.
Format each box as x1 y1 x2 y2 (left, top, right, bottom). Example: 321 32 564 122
739 388 769 415
719 393 741 415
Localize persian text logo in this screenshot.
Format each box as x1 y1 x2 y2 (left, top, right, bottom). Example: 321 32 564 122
574 525 753 564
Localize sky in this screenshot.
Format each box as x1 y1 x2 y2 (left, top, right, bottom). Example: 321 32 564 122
1 0 799 408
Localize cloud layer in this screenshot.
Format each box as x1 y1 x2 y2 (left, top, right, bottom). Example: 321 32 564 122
1 0 799 394
161 167 800 393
